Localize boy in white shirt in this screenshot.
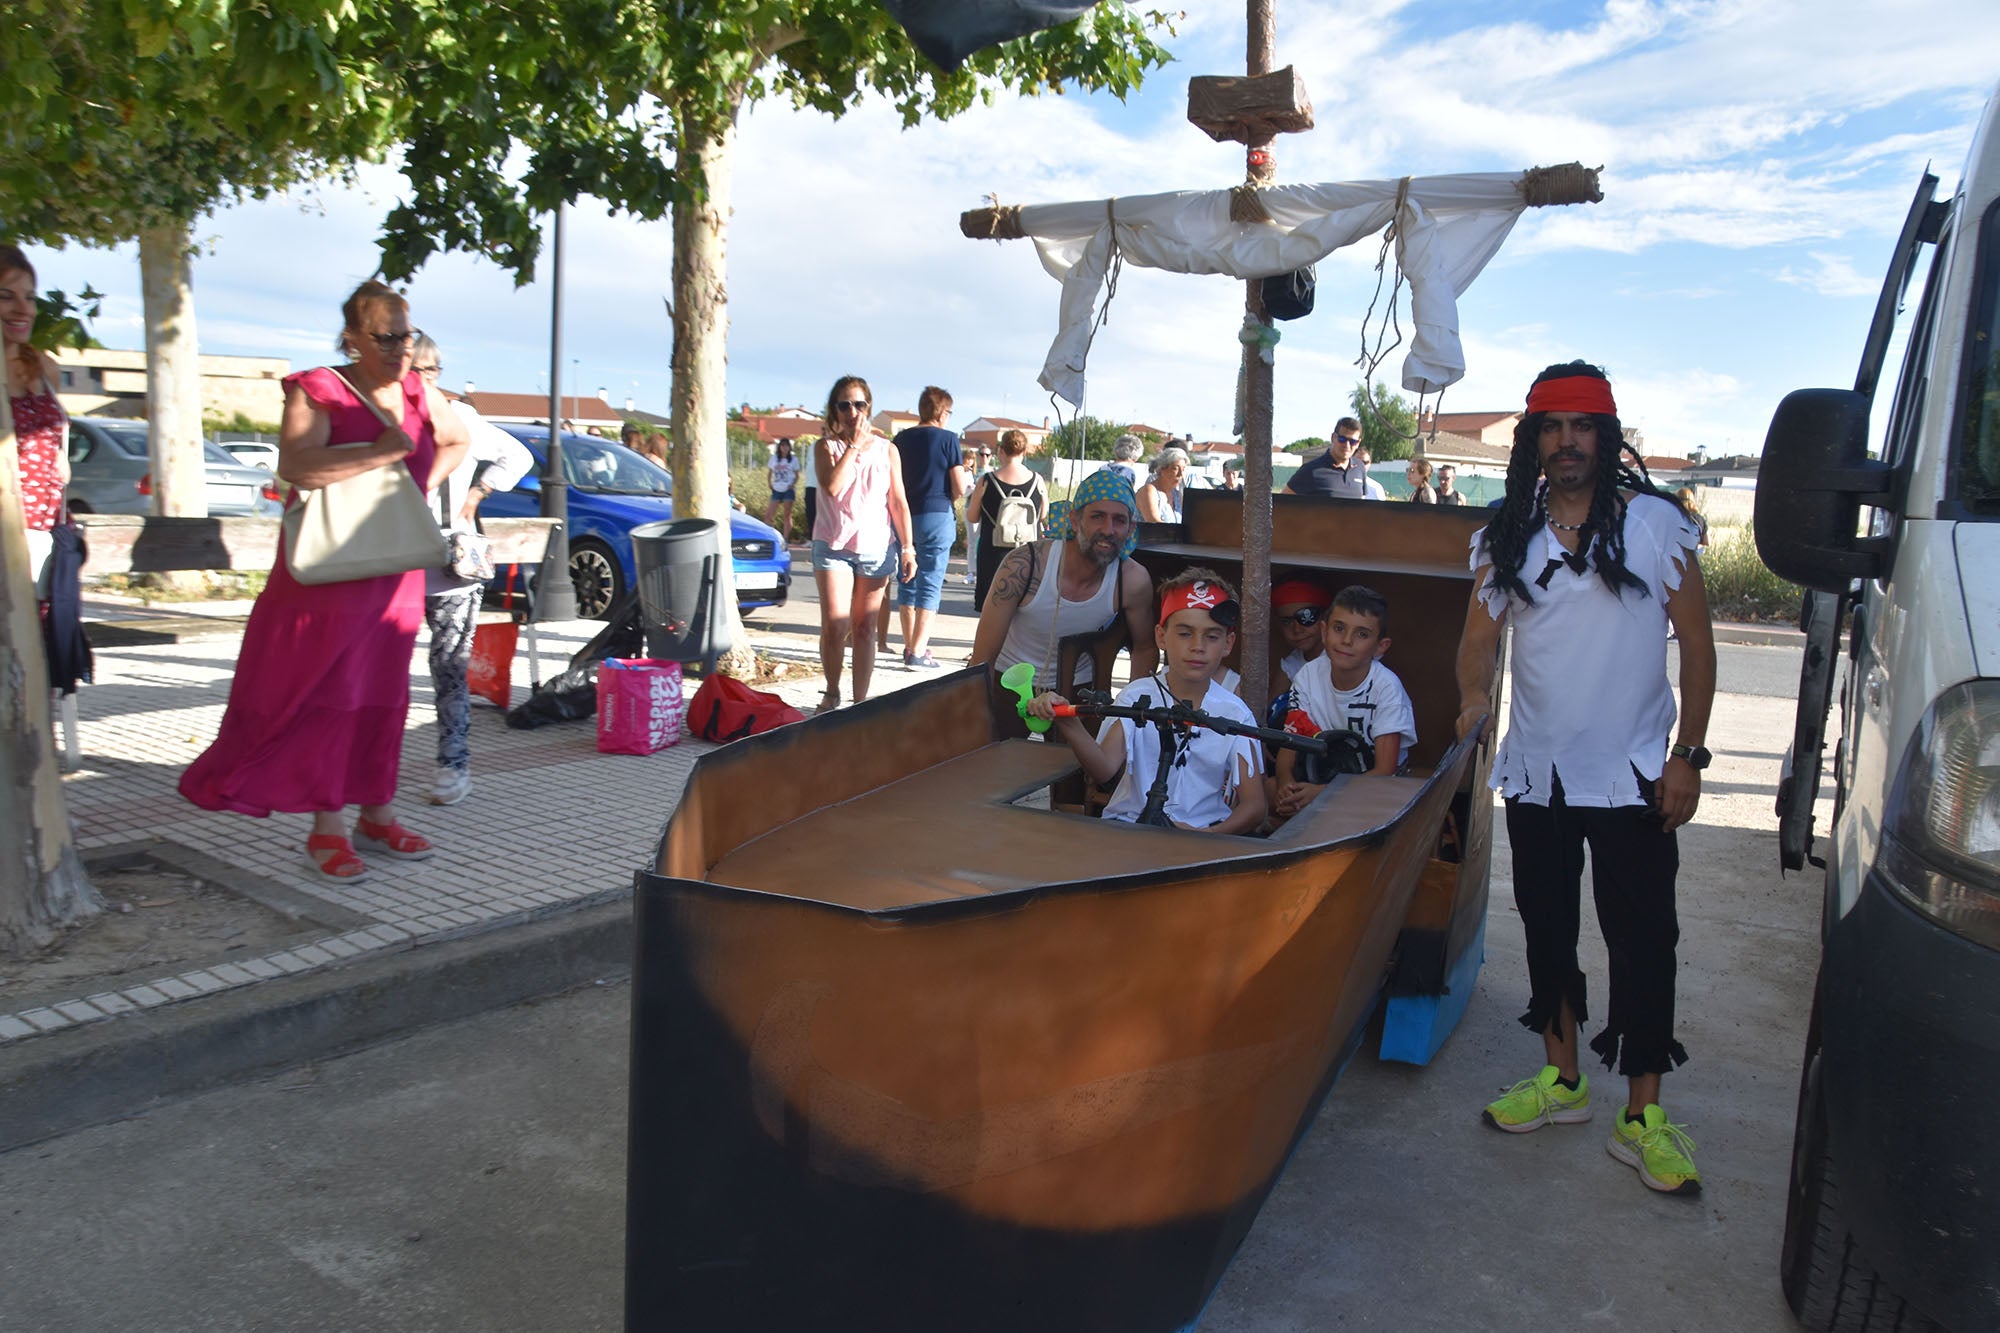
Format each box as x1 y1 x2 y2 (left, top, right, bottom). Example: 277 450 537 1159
1272 585 1417 819
1030 568 1266 834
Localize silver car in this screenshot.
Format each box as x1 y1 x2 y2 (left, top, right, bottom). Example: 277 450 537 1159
65 417 283 517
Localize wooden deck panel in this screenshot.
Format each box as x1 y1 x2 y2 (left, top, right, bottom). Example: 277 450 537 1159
706 737 1427 912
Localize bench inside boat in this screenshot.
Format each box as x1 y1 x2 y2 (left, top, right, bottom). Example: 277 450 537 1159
705 735 1432 912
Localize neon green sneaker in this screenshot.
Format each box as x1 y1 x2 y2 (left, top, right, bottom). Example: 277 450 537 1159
1482 1065 1592 1134
1608 1104 1702 1196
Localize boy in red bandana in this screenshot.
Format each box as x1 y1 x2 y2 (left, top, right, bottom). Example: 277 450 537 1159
1029 567 1266 833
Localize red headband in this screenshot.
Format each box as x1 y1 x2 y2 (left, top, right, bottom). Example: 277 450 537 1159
1525 375 1617 416
1271 579 1333 609
1160 579 1237 627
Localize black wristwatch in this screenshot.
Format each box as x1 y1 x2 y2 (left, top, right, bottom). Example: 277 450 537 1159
1670 743 1712 770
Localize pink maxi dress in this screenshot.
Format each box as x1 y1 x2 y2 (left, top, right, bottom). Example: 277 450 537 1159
179 368 436 816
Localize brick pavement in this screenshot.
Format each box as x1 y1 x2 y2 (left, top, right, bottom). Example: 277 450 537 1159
0 551 985 1048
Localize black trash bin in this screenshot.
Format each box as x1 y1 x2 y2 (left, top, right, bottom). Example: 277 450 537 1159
630 518 731 671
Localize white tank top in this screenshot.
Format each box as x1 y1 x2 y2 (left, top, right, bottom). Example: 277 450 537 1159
994 541 1123 691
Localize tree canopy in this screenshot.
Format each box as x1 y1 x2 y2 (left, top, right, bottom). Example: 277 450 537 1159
373 1 1172 282
1349 381 1417 462
1045 414 1141 461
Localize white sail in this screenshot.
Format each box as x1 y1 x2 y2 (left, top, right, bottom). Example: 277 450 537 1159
1011 172 1534 406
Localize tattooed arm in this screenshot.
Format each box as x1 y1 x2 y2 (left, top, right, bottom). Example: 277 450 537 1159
969 541 1043 669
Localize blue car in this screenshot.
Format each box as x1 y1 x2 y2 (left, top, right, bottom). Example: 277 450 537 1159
486 425 790 619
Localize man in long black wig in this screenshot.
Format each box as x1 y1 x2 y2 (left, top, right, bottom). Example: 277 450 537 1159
1455 360 1718 1197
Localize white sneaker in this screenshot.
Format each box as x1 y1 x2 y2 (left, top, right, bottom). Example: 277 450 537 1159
429 767 472 806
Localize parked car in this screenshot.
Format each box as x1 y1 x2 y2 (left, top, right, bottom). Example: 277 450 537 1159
1760 81 1999 1333
65 417 283 517
217 439 281 471
485 425 790 619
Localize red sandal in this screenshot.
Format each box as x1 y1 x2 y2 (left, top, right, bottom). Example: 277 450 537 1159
354 817 436 862
306 834 372 882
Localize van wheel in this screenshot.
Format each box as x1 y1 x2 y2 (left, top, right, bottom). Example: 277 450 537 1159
1781 996 1942 1331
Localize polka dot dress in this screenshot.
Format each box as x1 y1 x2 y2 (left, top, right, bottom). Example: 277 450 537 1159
11 387 65 531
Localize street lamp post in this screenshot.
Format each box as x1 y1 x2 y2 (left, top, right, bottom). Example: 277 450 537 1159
537 204 579 621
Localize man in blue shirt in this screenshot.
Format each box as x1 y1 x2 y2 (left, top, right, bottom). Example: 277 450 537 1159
892 385 969 668
1285 417 1368 498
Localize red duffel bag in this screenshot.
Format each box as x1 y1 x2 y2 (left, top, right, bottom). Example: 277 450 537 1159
686 673 807 742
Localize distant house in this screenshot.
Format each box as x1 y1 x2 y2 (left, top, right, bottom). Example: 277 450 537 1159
872 408 920 436
1424 410 1520 448
52 346 290 426
739 406 823 445
1420 409 1645 455
464 391 625 435
960 415 1052 453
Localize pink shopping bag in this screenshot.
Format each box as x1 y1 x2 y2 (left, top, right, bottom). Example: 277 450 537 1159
595 658 686 755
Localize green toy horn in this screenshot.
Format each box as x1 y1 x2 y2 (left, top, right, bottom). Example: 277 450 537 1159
1000 662 1050 733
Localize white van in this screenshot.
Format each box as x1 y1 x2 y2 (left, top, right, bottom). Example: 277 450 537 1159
1758 83 2000 1331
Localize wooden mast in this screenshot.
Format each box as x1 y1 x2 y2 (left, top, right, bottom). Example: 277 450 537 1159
1237 0 1278 716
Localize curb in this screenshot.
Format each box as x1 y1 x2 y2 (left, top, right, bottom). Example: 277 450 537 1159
0 891 634 1153
1710 621 1804 648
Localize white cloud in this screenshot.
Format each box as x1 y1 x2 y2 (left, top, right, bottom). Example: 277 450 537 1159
1771 252 1879 298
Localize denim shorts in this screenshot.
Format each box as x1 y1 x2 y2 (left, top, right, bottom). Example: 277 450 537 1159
811 539 895 580
769 488 795 503
897 509 957 611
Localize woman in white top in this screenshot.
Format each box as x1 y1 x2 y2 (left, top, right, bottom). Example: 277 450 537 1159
1135 447 1188 523
764 439 801 540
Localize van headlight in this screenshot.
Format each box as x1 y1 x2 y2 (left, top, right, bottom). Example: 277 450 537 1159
1881 680 2000 951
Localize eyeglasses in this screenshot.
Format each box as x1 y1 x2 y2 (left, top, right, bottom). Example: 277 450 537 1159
363 329 421 352
414 363 441 377
835 400 868 413
1277 607 1322 628
1334 434 1360 446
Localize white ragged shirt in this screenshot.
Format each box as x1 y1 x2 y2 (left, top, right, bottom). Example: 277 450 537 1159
1473 492 1701 808
1100 676 1263 828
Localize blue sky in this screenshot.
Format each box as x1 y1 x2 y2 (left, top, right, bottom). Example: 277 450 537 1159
24 0 2000 457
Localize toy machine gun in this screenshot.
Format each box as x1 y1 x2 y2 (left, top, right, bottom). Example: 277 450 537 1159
999 663 1372 829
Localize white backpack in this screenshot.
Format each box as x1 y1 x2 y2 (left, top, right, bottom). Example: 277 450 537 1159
993 477 1042 548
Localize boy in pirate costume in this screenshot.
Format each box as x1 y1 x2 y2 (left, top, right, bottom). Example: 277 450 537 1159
1455 361 1717 1196
1029 568 1266 834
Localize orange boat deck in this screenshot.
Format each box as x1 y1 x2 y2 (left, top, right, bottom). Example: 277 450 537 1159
706 738 1430 913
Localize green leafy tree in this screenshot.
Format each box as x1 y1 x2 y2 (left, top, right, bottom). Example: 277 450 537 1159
372 1 1172 672
1046 415 1136 462
1287 435 1326 455
1349 382 1418 462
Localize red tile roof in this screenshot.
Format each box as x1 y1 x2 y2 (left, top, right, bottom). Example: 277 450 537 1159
465 392 624 425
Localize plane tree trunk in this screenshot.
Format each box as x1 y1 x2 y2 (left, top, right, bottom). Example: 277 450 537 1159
669 109 755 676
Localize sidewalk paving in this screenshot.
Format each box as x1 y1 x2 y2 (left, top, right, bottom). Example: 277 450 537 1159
0 551 983 1065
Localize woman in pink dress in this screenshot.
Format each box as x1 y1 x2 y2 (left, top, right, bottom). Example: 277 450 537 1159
1 245 68 587
809 375 915 712
180 281 469 882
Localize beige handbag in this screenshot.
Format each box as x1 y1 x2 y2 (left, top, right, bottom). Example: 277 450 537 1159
282 369 448 585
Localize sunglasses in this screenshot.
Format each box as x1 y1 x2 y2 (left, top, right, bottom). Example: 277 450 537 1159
1334 434 1360 446
835 400 868 413
1278 607 1323 628
363 329 421 352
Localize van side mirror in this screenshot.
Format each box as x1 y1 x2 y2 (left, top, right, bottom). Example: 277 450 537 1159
1754 388 1895 591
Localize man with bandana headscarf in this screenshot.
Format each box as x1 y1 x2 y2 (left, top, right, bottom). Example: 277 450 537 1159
1456 360 1716 1199
970 466 1157 695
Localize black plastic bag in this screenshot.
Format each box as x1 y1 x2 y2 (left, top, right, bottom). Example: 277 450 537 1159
1261 266 1316 322
506 664 599 730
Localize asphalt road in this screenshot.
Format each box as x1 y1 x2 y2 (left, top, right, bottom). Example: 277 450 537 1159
0 641 1820 1333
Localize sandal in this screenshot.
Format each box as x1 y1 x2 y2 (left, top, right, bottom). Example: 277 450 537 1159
306 834 371 882
816 689 841 714
906 649 941 669
353 817 436 862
